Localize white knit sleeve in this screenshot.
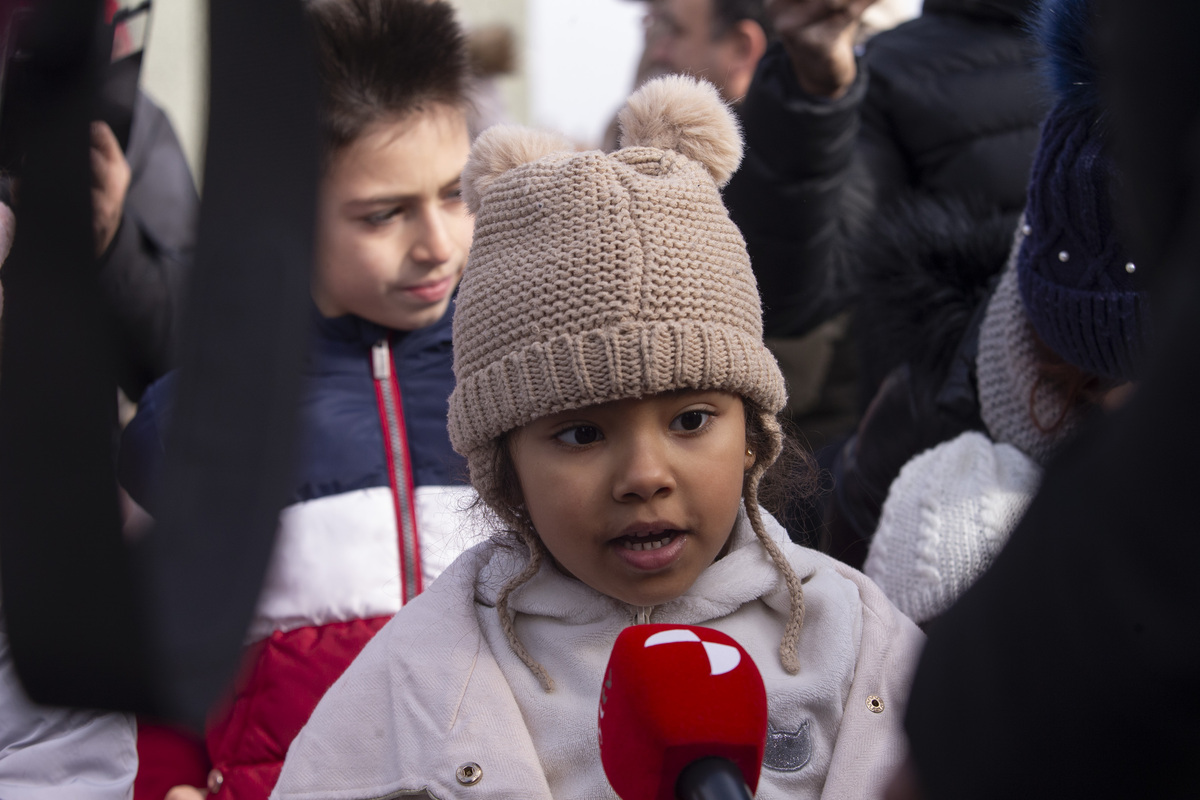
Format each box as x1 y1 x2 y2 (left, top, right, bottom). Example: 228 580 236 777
863 431 1043 624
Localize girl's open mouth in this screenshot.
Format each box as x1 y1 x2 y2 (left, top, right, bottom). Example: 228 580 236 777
618 530 680 551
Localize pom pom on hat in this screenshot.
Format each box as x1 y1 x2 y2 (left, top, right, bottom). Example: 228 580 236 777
617 75 743 187
462 126 574 215
1036 0 1100 112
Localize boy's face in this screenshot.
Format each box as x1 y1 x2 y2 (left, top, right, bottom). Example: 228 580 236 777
313 105 472 331
509 390 754 608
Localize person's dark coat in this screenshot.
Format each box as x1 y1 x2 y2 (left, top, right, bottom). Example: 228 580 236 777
100 91 199 401
726 0 1047 344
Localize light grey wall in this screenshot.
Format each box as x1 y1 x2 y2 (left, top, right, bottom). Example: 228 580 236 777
139 0 207 184
134 0 533 188
454 0 529 127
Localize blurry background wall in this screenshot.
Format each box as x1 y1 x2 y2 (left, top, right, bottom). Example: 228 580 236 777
136 0 646 186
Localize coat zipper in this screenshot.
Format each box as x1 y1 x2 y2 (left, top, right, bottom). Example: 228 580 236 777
372 338 423 604
633 606 654 625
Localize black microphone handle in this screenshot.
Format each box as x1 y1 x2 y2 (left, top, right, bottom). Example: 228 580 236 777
675 757 755 800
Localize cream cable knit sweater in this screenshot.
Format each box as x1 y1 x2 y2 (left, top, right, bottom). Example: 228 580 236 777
865 431 1042 624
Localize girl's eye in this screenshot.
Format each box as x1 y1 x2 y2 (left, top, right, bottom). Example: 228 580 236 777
671 410 712 432
555 425 602 446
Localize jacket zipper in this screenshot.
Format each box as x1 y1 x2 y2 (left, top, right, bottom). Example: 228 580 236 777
372 338 423 604
633 606 654 625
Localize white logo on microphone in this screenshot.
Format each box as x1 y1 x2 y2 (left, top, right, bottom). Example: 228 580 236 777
644 629 741 676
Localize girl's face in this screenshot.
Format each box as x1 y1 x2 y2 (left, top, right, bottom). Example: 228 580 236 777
509 390 753 608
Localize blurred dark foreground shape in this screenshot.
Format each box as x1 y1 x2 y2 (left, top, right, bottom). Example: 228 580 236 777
899 0 1200 796
0 0 318 727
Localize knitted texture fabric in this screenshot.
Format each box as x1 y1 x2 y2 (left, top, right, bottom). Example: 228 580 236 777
1016 101 1147 381
448 76 786 497
864 431 1042 624
1015 0 1148 381
977 223 1083 465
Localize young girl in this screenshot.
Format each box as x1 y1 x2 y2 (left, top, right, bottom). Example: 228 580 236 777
272 75 924 800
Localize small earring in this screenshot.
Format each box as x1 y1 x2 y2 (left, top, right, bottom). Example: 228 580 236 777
746 448 754 457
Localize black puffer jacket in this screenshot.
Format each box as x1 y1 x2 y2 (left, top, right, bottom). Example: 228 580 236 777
860 0 1046 217
727 0 1047 341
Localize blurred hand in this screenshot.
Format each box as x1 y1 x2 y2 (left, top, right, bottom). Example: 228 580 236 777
0 201 14 321
883 758 925 800
0 200 14 267
90 120 131 257
164 785 207 800
765 0 879 98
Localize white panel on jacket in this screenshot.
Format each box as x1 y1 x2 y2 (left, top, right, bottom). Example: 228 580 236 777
247 484 480 642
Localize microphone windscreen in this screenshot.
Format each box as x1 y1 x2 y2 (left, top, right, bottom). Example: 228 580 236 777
598 625 767 800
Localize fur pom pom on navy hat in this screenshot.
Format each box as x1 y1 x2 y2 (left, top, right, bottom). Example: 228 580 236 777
1017 0 1149 382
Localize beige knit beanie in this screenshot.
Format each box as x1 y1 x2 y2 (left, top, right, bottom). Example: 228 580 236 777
449 75 787 500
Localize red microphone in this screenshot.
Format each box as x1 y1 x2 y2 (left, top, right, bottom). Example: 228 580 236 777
598 624 768 800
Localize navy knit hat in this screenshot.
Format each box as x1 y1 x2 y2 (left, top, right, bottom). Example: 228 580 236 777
1016 0 1148 382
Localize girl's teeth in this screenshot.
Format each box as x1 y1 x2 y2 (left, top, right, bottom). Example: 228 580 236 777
624 537 668 551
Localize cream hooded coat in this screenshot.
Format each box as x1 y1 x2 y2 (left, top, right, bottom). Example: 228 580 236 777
272 510 923 800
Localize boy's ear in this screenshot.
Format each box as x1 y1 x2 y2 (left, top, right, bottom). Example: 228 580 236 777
462 126 573 214
731 19 768 63
722 20 768 100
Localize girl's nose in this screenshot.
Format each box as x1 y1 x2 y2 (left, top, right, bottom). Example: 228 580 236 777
612 435 675 502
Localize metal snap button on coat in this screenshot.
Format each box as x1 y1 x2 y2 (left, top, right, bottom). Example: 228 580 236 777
207 768 225 793
866 695 884 714
456 762 483 786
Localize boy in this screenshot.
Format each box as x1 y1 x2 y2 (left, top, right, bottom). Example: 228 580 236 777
120 1 475 797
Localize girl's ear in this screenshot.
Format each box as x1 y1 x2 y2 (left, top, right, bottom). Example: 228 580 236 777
744 446 755 472
461 126 573 214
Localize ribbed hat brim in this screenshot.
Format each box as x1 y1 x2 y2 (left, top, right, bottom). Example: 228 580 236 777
448 319 786 457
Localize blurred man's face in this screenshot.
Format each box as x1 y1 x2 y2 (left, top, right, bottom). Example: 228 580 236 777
641 0 741 101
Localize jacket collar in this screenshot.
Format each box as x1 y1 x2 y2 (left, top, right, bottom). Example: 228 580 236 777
310 302 404 349
308 294 457 351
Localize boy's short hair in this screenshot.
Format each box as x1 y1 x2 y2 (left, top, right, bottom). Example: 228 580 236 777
306 0 470 155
